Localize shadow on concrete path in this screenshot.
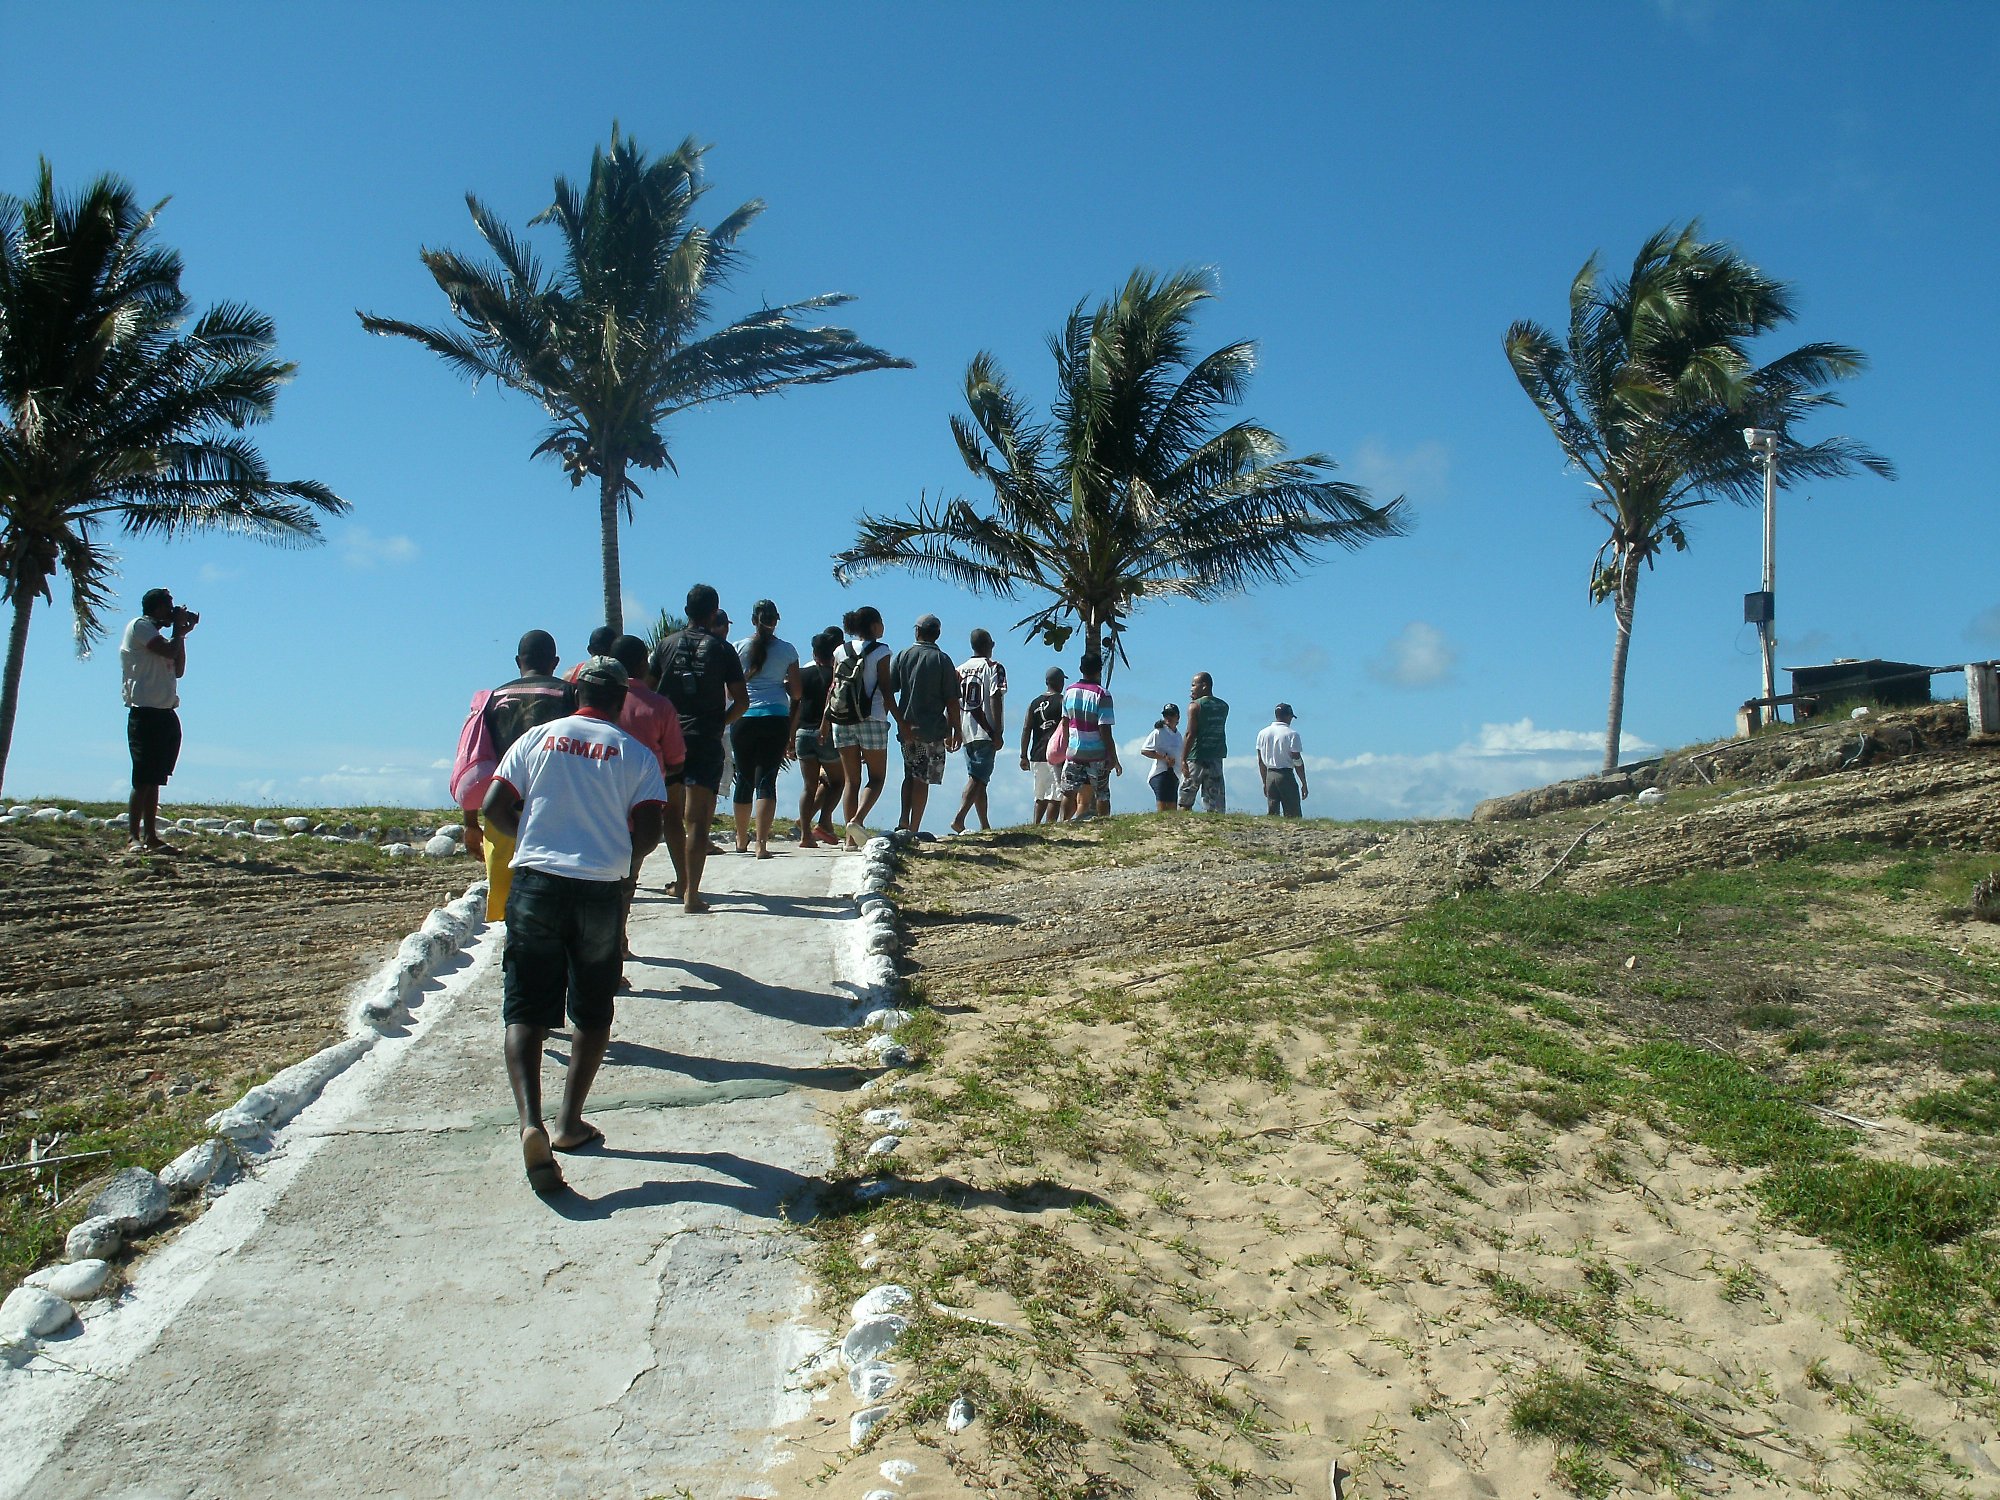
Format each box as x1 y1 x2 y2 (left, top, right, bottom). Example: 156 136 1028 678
540 1151 1115 1227
601 1038 876 1093
545 1148 810 1221
634 956 863 1027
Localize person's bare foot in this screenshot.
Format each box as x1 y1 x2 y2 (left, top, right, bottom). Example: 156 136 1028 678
756 849 773 860
665 881 681 900
683 896 710 915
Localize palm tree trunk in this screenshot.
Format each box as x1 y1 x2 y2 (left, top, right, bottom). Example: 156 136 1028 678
598 457 625 634
1602 562 1639 774
0 592 36 798
1085 612 1107 680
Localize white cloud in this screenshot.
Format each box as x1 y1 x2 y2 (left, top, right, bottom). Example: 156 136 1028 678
1468 718 1648 756
1966 604 2000 644
299 763 447 804
1105 717 1648 821
339 526 420 570
1350 437 1450 510
1367 621 1457 688
196 562 240 584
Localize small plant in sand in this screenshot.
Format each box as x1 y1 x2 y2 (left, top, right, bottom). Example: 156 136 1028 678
1971 870 2000 923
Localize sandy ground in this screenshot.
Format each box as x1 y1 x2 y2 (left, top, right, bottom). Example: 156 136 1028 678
779 743 2000 1497
0 844 871 1500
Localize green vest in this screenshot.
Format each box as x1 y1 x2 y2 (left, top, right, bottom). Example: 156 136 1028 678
1188 695 1228 760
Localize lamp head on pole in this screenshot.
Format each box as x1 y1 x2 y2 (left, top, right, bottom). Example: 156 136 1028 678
1743 428 1779 457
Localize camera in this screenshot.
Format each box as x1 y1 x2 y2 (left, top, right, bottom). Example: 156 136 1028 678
174 606 200 628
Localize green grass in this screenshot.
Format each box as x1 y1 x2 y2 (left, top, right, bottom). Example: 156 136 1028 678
1310 855 2000 1360
1904 1077 2000 1133
1508 1366 1701 1499
0 1086 222 1292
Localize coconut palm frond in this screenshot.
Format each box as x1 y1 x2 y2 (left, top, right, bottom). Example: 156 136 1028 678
0 160 342 784
1505 219 1892 770
360 126 907 631
834 267 1403 667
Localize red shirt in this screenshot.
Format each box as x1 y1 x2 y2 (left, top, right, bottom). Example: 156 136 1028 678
619 679 686 775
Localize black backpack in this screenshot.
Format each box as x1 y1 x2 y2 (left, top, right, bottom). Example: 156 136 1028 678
656 631 717 721
827 642 876 726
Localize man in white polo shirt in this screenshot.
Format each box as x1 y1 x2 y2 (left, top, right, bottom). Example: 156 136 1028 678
481 656 667 1195
1255 702 1309 818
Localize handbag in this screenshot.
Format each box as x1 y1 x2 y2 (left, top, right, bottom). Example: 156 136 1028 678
1047 717 1070 767
448 690 498 810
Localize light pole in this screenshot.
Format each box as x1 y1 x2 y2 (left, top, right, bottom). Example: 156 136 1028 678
1744 428 1780 719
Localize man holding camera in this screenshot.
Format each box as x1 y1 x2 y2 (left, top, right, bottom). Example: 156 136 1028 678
119 587 196 852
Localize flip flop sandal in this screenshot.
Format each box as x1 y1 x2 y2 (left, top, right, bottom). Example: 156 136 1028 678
522 1133 565 1195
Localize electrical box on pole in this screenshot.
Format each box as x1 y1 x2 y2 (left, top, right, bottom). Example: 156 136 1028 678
1743 591 1774 625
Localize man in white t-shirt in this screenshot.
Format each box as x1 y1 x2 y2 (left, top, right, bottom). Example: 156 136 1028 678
481 657 667 1195
1255 703 1309 818
118 587 195 852
949 628 1007 835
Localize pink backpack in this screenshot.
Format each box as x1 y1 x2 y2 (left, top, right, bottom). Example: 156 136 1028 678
448 690 498 810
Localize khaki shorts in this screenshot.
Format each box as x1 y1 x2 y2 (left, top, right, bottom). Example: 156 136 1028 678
1032 761 1059 802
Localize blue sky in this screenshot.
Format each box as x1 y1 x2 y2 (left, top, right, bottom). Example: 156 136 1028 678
5 2 1995 824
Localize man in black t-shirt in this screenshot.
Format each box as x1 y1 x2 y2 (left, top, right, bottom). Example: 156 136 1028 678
649 583 748 914
465 630 577 919
890 614 962 835
1018 666 1066 825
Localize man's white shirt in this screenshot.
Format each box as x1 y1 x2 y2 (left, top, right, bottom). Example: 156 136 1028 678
1256 721 1304 771
119 618 178 709
957 657 1007 743
492 712 668 881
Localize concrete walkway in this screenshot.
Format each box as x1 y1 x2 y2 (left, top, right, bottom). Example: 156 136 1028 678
4 846 866 1500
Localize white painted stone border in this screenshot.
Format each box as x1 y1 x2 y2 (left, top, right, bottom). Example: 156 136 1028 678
0 807 476 859
0 878 489 1374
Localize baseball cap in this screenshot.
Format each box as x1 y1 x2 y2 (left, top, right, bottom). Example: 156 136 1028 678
573 655 630 689
1274 702 1296 720
1161 703 1180 717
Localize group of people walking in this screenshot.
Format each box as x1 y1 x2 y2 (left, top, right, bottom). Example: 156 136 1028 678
1021 665 1311 823
441 584 1314 1193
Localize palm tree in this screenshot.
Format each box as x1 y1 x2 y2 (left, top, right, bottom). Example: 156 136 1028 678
1505 222 1893 772
0 162 345 793
359 126 909 633
834 267 1406 675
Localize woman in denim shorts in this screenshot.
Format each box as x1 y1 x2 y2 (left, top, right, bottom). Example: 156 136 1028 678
795 627 846 846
